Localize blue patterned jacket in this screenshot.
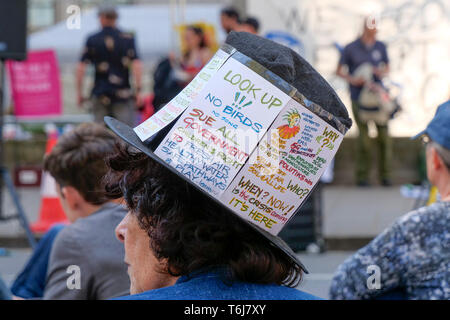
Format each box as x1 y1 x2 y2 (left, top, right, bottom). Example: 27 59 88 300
330 201 450 300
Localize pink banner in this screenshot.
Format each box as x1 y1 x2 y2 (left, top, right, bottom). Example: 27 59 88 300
7 49 62 118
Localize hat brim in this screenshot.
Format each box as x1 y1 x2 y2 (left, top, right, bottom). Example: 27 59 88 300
105 116 309 274
411 129 426 141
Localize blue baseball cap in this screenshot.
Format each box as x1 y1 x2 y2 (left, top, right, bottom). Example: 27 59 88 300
412 100 450 150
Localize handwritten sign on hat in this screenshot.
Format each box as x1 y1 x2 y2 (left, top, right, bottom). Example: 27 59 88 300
133 44 346 236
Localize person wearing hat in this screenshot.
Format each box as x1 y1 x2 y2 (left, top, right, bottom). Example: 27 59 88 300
330 100 450 300
104 31 352 300
76 5 143 127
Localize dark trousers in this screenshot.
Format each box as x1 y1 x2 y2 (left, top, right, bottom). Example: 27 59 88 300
90 97 135 127
352 100 392 183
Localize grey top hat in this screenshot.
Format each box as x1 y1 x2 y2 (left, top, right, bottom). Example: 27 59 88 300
105 32 352 274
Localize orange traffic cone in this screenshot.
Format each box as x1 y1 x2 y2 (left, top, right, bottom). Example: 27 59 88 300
30 131 69 233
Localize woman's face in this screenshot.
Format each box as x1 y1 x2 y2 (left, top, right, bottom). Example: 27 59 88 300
184 28 202 50
115 211 177 294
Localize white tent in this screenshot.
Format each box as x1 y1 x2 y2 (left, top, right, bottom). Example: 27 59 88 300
28 3 226 64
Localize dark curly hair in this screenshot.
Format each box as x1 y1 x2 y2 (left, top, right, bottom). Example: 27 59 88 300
105 143 303 287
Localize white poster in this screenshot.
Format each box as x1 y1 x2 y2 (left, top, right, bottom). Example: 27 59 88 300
220 98 344 235
133 48 231 141
154 57 291 196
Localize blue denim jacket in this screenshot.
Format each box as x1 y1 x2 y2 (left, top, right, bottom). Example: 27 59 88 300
115 268 320 300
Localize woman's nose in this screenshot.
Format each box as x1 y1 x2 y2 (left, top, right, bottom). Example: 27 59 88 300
115 212 130 243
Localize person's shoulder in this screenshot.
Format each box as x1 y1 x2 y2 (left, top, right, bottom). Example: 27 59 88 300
85 202 127 223
52 221 78 245
375 40 387 49
344 38 361 50
57 203 126 242
49 222 82 261
113 281 322 300
112 285 179 300
86 29 104 42
118 30 136 43
398 201 449 223
119 30 135 38
250 283 322 300
396 201 450 235
49 219 84 257
82 203 127 224
75 204 125 237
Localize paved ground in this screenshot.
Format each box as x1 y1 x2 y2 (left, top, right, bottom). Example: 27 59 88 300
295 251 353 299
0 248 31 287
0 248 353 299
0 188 41 238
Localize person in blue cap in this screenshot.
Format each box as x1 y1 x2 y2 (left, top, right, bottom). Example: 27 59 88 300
330 100 450 300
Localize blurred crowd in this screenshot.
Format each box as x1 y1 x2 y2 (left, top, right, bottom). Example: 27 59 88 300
0 4 448 301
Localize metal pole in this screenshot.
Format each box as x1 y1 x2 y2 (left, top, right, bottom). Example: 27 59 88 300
1 168 36 248
0 59 36 248
0 59 5 219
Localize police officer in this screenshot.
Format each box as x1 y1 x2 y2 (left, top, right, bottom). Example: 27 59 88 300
76 5 142 126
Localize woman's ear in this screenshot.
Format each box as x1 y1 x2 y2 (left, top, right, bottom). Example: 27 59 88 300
431 146 444 171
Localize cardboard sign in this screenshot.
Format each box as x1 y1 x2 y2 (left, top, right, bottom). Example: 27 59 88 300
220 98 343 234
134 48 232 141
154 57 291 196
7 50 62 118
133 45 347 236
